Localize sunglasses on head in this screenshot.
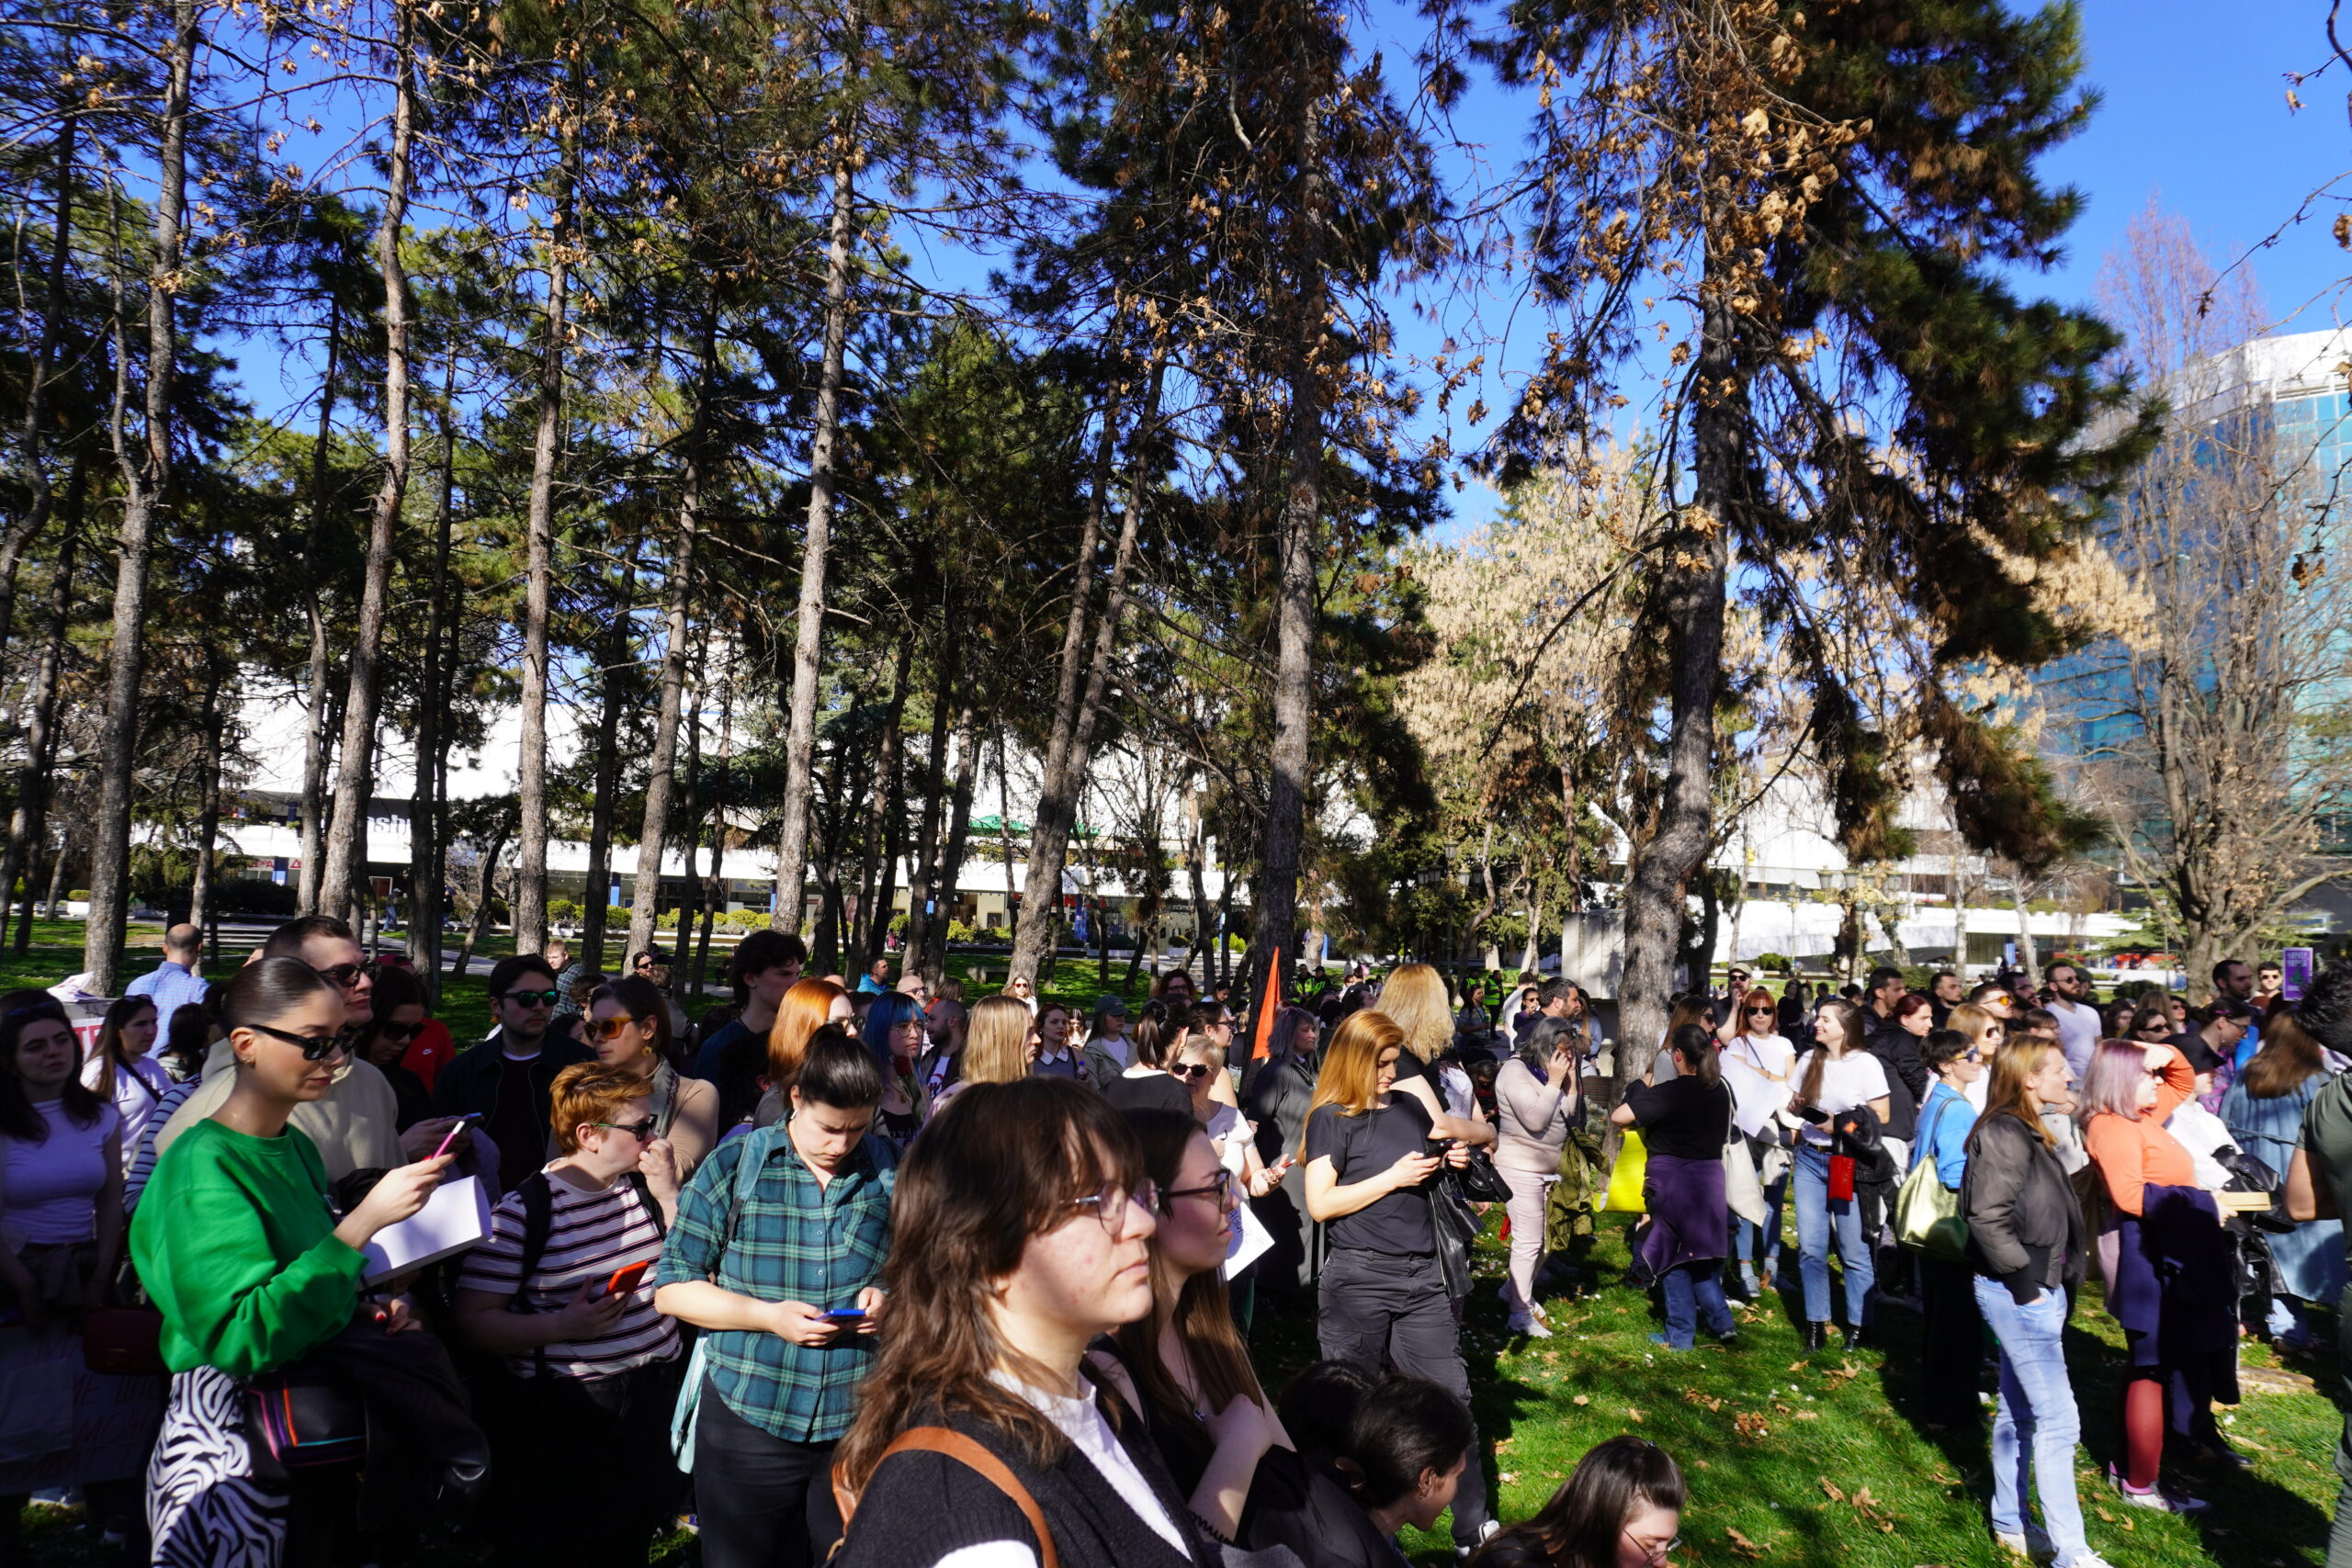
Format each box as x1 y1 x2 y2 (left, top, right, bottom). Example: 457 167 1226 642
248 1022 348 1061
501 988 561 1009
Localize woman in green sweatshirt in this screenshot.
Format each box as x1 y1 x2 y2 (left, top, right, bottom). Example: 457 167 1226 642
130 958 449 1568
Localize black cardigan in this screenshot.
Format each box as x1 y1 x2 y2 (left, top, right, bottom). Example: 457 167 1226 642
833 1404 1220 1568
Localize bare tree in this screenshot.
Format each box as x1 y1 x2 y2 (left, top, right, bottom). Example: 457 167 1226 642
2073 204 2352 987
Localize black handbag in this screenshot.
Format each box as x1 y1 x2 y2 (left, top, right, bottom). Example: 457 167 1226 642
247 1364 368 1472
1455 1148 1513 1204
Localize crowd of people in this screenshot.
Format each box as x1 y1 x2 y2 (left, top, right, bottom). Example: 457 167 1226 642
6 920 2352 1568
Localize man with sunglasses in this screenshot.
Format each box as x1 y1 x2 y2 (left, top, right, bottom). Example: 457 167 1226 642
149 914 412 1180
434 954 593 1195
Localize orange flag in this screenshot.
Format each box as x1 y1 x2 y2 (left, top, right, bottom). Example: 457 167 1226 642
1251 947 1283 1060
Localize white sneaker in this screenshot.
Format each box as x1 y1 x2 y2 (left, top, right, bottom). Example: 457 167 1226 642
1506 1313 1553 1338
1994 1528 2055 1562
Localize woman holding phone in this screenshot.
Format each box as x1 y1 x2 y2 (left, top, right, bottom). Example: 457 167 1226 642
455 1061 684 1567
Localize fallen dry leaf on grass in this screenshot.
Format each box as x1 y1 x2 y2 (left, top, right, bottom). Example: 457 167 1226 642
1734 1411 1771 1440
1624 1406 1645 1422
1725 1528 1768 1559
1572 1393 1590 1406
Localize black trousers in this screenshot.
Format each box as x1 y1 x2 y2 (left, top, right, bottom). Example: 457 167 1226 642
1315 1247 1492 1544
487 1357 685 1567
1915 1255 1984 1427
693 1376 844 1568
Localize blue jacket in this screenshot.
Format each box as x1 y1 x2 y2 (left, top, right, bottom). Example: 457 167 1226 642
1911 1081 1975 1190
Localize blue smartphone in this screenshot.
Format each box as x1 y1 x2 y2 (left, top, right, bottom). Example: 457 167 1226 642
822 1305 867 1322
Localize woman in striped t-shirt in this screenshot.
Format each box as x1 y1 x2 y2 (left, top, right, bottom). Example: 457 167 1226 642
455 1061 685 1566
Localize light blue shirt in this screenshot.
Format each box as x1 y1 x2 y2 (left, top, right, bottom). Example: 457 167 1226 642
1911 1080 1976 1190
125 959 208 1021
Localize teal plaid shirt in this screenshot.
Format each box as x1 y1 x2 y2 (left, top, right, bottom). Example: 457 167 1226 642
654 1128 897 1441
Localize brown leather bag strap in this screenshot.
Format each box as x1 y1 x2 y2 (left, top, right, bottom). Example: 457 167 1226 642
830 1427 1060 1568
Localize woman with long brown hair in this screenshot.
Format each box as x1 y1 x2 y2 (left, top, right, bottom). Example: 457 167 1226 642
2222 1010 2344 1348
1467 1436 1685 1568
831 1078 1216 1568
1300 1010 1494 1553
589 975 719 1177
1960 1036 2104 1565
1787 997 1890 1349
1092 1110 1287 1542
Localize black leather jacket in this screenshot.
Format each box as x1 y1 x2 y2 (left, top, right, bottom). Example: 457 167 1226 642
1961 1109 2087 1303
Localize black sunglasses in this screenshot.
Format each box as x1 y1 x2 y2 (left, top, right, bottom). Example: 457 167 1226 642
313 960 378 989
373 1018 423 1043
1171 1062 1216 1080
247 1022 348 1061
500 988 562 1009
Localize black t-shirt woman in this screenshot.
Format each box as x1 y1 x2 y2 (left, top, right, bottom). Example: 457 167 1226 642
1298 1011 1494 1552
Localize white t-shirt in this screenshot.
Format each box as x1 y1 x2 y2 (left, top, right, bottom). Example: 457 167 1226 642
2048 998 2103 1085
1789 1050 1890 1145
1721 1032 1795 1140
936 1374 1188 1568
1204 1103 1250 1177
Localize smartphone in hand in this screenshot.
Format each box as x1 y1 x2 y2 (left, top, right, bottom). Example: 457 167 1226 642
602 1260 652 1299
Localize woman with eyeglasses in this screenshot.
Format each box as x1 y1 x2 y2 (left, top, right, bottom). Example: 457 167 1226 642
1091 1110 1288 1544
354 965 436 1133
131 959 452 1568
85 993 168 1161
0 989 144 1554
1301 1010 1495 1554
1721 990 1794 1297
587 976 718 1178
863 991 931 1143
455 1060 684 1567
1467 1435 1685 1568
833 1077 1216 1568
2079 1036 2235 1510
1909 1029 1986 1429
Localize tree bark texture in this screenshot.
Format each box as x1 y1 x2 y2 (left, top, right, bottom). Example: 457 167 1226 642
901 587 958 976
1611 284 1735 1110
409 341 461 992
187 659 226 942
854 638 913 968
773 149 856 936
515 115 580 957
580 560 636 972
4 498 75 950
298 296 343 917
85 0 195 993
922 695 981 984
320 1 417 920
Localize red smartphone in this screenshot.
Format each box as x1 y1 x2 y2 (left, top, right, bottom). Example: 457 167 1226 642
602 1260 652 1299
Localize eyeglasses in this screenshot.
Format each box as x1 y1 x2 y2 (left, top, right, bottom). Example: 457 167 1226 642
501 988 561 1009
1744 1003 1776 1016
373 1019 423 1043
590 1013 643 1041
313 960 378 989
594 1117 659 1141
1620 1531 1681 1565
1069 1179 1158 1235
1162 1169 1235 1209
1171 1062 1216 1080
247 1022 349 1062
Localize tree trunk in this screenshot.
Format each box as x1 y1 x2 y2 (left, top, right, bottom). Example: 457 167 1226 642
3 490 76 951
773 145 856 936
1611 281 1734 1110
855 638 913 969
85 0 195 994
675 652 705 970
515 109 581 957
0 110 77 681
579 560 636 974
320 2 416 919
692 662 732 998
453 829 510 979
901 587 958 975
1182 812 1210 978
999 727 1018 935
2013 881 2040 987
922 694 980 984
41 828 70 927
409 340 459 994
1012 358 1165 984
187 659 226 944
298 295 343 917
626 303 712 964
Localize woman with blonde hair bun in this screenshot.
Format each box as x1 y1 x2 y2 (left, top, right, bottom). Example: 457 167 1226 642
1377 964 1493 1139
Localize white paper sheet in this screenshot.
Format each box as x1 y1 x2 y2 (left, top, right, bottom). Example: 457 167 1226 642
359 1174 491 1283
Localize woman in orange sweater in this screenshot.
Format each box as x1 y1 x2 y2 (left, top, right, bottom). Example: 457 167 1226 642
2080 1039 2238 1514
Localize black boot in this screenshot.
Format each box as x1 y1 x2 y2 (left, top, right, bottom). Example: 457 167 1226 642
1842 1324 1869 1352
1804 1321 1827 1351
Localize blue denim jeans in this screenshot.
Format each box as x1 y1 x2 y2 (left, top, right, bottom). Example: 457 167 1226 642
1659 1261 1735 1348
1729 1135 1786 1281
1792 1143 1873 1325
1972 1276 2091 1568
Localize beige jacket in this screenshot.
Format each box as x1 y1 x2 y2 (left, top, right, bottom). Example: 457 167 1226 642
152 1040 403 1181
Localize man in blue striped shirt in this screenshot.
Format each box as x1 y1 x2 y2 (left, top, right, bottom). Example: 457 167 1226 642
655 1032 895 1568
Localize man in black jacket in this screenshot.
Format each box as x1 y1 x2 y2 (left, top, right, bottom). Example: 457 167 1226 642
433 953 592 1194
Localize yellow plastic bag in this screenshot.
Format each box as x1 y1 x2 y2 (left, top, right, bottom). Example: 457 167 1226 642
1601 1126 1648 1214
